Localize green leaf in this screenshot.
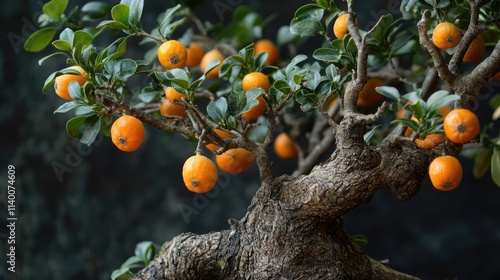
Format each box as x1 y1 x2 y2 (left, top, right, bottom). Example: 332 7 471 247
117 59 137 80
207 97 228 123
73 30 94 52
111 4 130 27
228 91 247 116
158 4 182 38
285 54 307 76
80 116 101 145
54 101 80 114
42 0 68 21
52 39 72 51
376 86 400 101
42 71 58 93
66 116 87 139
39 52 69 66
393 118 419 132
120 0 143 27
290 5 324 37
139 86 162 103
120 256 144 270
409 100 426 120
24 27 58 52
474 147 493 179
68 81 83 100
428 94 459 113
364 125 382 145
371 14 393 45
111 267 134 280
96 20 129 30
492 147 500 187
81 2 111 21
219 56 244 78
351 234 368 247
203 60 221 78
134 241 156 262
313 48 341 63
247 116 268 143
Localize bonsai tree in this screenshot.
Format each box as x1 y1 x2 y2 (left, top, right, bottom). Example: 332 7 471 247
25 0 500 278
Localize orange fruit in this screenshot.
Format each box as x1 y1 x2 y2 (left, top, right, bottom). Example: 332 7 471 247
438 105 452 119
159 99 187 118
357 78 384 107
414 134 446 149
157 40 187 70
111 115 145 152
215 148 254 174
432 22 461 50
274 133 298 159
200 49 225 79
463 35 485 63
206 128 236 151
186 42 205 67
241 72 270 120
254 39 280 65
443 108 480 144
428 155 462 191
54 66 89 100
182 154 218 193
333 13 358 39
165 86 185 102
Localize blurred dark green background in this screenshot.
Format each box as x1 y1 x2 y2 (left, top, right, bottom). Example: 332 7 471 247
1 0 500 279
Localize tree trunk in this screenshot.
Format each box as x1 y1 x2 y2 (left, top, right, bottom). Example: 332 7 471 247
133 118 426 280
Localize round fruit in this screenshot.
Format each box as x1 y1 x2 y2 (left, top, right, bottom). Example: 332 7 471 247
432 22 461 50
463 35 485 63
111 115 145 152
186 42 205 67
54 66 89 100
206 128 236 151
159 99 187 118
165 86 185 102
182 154 218 193
157 40 187 70
216 148 254 174
357 78 384 107
242 95 267 120
242 72 270 92
414 133 446 149
254 39 279 65
428 155 462 191
333 13 358 39
200 49 225 79
443 108 480 144
274 133 298 159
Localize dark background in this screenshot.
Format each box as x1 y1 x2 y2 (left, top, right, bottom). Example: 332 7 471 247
1 0 499 279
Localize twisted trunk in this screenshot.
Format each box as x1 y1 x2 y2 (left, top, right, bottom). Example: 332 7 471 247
133 118 426 280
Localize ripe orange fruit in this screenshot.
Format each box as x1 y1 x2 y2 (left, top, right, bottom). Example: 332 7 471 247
463 34 485 63
159 99 187 118
357 78 384 107
254 39 280 65
200 49 225 79
241 72 270 120
216 148 254 174
333 13 358 39
111 115 145 152
186 42 205 67
414 134 446 149
274 133 298 159
432 22 461 49
206 128 236 151
428 155 462 191
182 154 218 193
54 66 89 100
157 40 187 70
443 108 480 144
165 86 185 102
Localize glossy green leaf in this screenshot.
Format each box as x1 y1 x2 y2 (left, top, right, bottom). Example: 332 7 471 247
54 101 80 114
228 91 247 116
24 27 58 52
207 97 228 123
474 147 493 179
111 4 130 26
111 267 134 280
121 0 143 26
96 20 129 30
52 39 72 51
313 48 341 63
376 86 400 101
158 4 182 38
42 71 58 93
351 234 368 247
203 60 221 78
492 145 500 187
73 30 94 52
80 116 101 145
42 0 68 21
66 116 87 139
81 1 111 21
371 14 393 45
290 5 324 36
68 81 83 100
220 56 244 78
120 256 144 270
39 51 69 66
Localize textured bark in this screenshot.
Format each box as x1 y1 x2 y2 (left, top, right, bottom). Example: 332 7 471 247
133 114 427 280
